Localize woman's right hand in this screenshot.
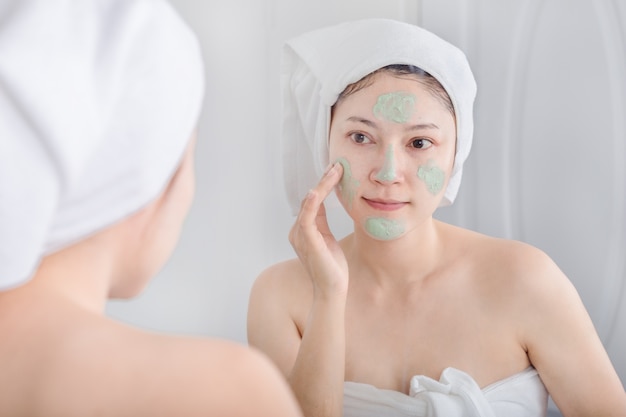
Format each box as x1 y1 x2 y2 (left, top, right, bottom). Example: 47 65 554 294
289 162 348 299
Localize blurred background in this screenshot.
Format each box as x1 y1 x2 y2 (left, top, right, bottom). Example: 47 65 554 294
106 1 626 415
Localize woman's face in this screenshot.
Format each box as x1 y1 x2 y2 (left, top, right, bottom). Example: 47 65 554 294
329 72 456 241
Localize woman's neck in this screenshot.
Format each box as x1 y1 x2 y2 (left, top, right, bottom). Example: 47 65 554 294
346 217 444 289
28 239 114 315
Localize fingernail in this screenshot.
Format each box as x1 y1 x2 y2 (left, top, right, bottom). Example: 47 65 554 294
325 162 340 177
323 163 333 175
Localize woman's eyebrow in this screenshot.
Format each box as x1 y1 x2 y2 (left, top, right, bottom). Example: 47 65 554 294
406 122 439 131
345 116 378 128
345 116 439 131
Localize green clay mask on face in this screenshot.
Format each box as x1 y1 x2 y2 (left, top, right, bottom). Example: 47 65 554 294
336 157 360 209
375 144 396 182
417 160 445 195
364 217 405 240
373 91 416 124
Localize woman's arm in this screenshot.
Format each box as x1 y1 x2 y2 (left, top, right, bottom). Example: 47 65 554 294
287 284 346 417
249 162 348 417
518 247 626 417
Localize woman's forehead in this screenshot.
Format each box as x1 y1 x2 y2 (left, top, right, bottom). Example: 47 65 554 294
332 75 455 125
337 74 444 108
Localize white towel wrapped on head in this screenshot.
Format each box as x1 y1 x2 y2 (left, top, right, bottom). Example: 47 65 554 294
281 18 477 215
0 0 204 290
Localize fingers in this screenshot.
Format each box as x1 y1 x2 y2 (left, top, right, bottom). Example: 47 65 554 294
288 162 350 296
289 162 343 248
297 163 342 226
303 162 343 211
316 162 343 200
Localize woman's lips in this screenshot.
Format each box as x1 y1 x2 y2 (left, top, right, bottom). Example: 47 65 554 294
363 198 408 211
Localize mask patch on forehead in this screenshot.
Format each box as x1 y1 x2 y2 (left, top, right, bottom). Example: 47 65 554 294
373 91 416 123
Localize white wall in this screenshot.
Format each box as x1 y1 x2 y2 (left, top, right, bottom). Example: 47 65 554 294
106 3 626 408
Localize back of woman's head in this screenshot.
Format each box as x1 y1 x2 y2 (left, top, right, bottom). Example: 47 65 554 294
0 0 205 290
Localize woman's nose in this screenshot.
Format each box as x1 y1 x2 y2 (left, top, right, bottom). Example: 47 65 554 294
374 144 400 183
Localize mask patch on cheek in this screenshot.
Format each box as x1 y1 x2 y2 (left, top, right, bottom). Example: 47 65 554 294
364 217 405 240
373 92 416 124
417 160 445 195
335 157 360 209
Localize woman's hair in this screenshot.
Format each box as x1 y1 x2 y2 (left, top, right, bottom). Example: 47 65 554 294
333 64 455 118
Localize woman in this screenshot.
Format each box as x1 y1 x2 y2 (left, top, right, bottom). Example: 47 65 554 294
247 19 626 417
0 1 301 416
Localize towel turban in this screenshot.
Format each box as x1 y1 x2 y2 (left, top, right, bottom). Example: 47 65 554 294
0 0 204 290
281 18 476 215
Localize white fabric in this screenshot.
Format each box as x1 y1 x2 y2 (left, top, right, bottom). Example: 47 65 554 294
343 367 548 417
0 0 204 290
281 18 477 215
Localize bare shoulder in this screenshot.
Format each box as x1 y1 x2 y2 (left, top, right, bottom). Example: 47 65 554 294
252 257 312 294
249 257 313 314
121 326 301 417
442 222 590 337
485 234 572 301
45 317 301 417
440 224 626 413
0 297 301 417
440 222 580 327
441 222 569 293
247 258 311 376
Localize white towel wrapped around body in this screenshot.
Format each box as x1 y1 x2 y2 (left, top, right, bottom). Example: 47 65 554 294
343 367 548 417
281 18 477 214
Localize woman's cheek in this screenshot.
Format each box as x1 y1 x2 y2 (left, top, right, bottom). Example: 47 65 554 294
416 159 446 195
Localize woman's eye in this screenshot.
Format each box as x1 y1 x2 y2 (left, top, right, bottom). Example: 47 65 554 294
350 132 371 144
411 138 433 149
